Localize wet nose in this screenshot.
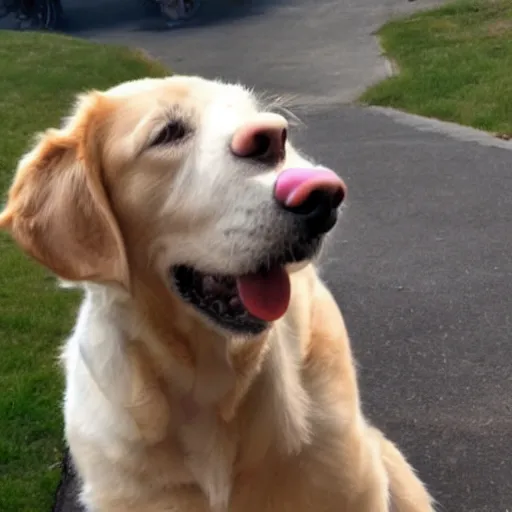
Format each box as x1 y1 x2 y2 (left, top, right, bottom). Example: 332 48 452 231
231 114 288 164
274 167 346 235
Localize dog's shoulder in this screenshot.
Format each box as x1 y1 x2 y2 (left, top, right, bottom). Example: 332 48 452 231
62 285 153 442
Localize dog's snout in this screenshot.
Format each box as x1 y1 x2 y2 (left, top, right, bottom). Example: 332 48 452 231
231 113 287 164
274 168 346 236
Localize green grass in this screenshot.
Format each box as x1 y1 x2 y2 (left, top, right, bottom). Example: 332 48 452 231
360 0 512 137
0 31 168 512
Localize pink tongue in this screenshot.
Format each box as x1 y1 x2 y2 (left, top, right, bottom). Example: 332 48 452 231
236 266 291 322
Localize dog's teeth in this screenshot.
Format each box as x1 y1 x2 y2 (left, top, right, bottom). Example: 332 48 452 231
211 300 227 315
229 296 243 311
202 276 216 294
203 276 230 297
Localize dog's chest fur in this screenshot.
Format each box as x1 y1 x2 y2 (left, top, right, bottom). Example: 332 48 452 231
140 332 312 512
177 405 236 512
64 286 314 512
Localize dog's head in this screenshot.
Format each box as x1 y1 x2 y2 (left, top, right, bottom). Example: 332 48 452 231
0 76 345 337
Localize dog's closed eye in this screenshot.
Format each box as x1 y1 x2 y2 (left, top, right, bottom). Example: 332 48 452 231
150 120 188 147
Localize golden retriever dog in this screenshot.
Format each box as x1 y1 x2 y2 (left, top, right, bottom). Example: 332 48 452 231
0 76 435 512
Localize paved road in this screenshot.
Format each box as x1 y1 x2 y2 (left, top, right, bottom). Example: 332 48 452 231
35 0 512 511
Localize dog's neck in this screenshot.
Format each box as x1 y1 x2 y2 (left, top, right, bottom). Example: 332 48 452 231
124 271 271 421
78 272 312 470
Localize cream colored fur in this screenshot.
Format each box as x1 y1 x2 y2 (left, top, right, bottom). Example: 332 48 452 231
0 76 435 512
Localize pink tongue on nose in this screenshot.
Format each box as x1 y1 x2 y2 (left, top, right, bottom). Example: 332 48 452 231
274 167 344 208
236 266 291 322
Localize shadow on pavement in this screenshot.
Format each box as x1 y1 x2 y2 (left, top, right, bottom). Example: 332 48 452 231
0 0 284 34
52 450 84 512
62 0 283 33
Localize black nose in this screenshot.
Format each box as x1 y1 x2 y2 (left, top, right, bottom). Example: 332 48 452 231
282 188 343 236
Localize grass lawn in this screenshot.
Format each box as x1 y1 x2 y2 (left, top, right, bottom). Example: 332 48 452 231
360 0 512 138
0 31 168 512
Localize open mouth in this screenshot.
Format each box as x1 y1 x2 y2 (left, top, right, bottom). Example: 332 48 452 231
171 238 322 334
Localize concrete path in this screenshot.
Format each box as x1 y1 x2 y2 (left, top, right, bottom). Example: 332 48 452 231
35 0 512 511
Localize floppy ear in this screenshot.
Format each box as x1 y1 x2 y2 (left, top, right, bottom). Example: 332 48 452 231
0 92 129 289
